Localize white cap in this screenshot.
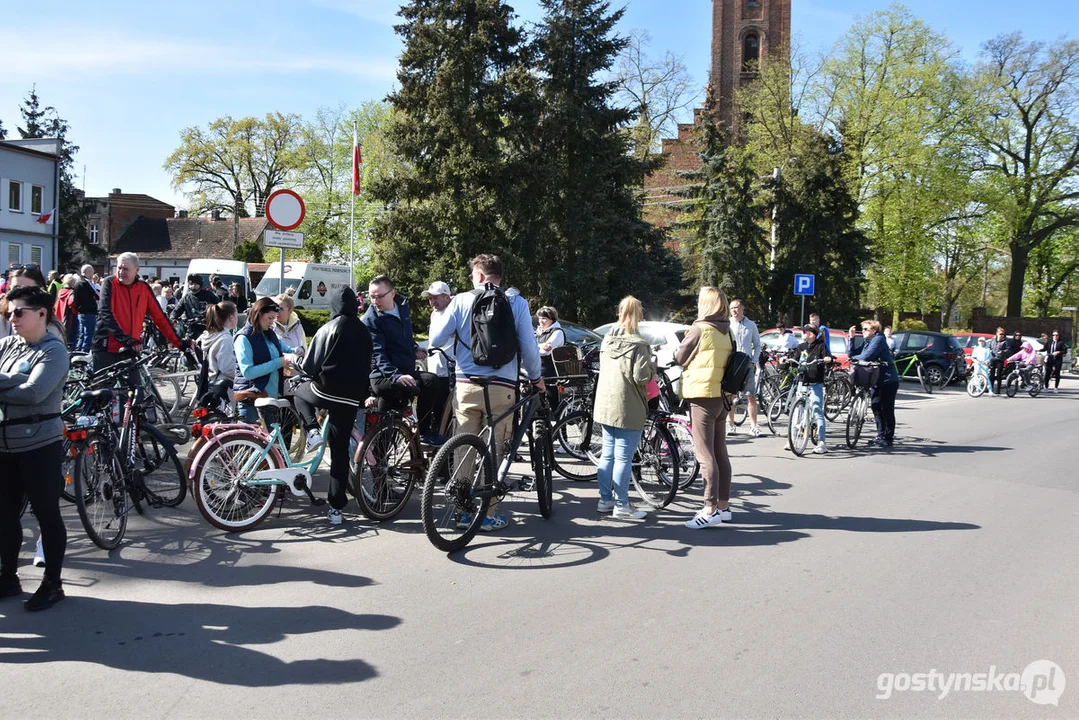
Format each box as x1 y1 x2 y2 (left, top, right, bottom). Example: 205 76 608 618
421 281 451 297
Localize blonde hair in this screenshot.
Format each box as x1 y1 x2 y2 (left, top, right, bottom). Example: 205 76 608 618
861 319 882 333
276 293 294 311
617 296 643 334
697 286 729 320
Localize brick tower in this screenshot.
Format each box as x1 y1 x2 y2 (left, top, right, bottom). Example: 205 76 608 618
644 0 791 242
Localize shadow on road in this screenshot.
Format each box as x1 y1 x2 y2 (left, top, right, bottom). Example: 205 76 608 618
0 596 399 685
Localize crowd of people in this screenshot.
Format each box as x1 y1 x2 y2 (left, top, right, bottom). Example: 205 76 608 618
0 250 1071 611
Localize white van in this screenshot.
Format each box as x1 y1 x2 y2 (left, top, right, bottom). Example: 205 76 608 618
254 262 351 310
186 259 252 298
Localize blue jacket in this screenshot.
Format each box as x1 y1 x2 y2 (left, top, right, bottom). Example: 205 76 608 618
235 324 288 398
849 334 900 385
362 294 417 381
429 286 542 388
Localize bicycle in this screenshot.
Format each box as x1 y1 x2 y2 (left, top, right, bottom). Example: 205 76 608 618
420 377 555 552
1004 362 1043 398
845 361 883 449
70 366 187 550
966 359 990 397
893 350 933 393
784 359 830 457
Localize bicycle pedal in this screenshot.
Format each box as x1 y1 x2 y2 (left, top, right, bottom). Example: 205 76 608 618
518 477 536 492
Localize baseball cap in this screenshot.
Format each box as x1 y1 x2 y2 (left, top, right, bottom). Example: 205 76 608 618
801 324 819 335
421 281 451 298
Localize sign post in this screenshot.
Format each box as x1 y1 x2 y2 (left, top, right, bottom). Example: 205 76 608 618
794 274 815 327
264 190 306 295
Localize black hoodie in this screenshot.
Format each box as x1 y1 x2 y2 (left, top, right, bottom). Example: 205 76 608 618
300 287 373 406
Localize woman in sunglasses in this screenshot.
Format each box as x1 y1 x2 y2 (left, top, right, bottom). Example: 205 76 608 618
0 266 67 342
0 286 70 611
233 297 299 423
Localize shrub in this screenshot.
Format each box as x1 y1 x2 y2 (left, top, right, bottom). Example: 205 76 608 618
296 309 331 336
897 319 929 331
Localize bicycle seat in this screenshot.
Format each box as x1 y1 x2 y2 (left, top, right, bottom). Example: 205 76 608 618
467 376 492 387
254 397 292 409
81 388 114 404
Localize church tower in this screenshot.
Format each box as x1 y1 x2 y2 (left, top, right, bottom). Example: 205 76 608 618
711 0 791 130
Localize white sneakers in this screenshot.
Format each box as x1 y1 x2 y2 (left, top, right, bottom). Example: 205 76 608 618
749 424 762 437
597 499 616 514
328 508 343 526
685 506 732 529
34 538 45 567
306 429 324 453
612 504 647 520
813 443 828 455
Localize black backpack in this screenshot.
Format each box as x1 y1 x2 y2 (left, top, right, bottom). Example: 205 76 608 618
721 332 753 394
468 284 519 368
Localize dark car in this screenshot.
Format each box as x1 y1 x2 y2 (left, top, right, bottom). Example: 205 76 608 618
532 318 602 356
891 331 967 386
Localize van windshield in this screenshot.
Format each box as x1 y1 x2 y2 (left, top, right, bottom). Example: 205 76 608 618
256 277 301 296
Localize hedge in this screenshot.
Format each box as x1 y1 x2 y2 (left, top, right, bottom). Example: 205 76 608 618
296 309 331 336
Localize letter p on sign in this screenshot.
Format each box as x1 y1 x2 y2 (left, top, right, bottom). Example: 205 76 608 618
794 274 815 296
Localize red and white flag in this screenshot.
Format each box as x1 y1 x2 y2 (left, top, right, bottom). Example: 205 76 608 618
37 208 56 225
352 128 362 196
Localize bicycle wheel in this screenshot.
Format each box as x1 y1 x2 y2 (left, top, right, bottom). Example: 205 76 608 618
352 419 420 521
1028 370 1043 397
758 375 782 410
664 418 700 490
916 362 933 394
824 375 852 421
549 410 600 481
845 396 866 449
631 421 679 509
730 396 748 426
74 434 128 550
192 434 281 531
765 393 787 435
788 398 811 457
276 402 306 463
61 438 81 504
421 433 492 552
135 423 187 507
967 373 988 398
531 421 554 519
1005 375 1019 398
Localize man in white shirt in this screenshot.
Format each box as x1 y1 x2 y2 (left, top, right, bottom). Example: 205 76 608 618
729 299 762 436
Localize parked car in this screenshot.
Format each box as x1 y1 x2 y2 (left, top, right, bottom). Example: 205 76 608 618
890 331 967 386
760 327 852 369
952 332 993 367
594 320 690 375
530 318 602 356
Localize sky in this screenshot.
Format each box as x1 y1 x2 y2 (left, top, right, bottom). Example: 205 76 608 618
1 0 1075 210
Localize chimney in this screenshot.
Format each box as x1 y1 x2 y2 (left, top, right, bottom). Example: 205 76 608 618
211 209 221 221
111 188 122 195
177 210 188 218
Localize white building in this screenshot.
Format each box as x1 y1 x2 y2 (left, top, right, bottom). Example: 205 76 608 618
0 138 60 271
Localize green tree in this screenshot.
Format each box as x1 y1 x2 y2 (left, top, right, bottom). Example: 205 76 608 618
531 0 682 324
0 118 6 140
371 0 536 297
971 33 1079 316
17 86 102 270
232 240 264 263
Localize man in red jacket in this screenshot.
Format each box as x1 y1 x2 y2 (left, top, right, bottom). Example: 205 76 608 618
92 252 184 371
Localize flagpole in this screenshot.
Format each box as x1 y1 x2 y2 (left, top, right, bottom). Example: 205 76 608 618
350 122 357 285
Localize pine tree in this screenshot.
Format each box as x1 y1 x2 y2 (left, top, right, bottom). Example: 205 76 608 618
531 0 682 324
0 119 6 140
17 86 102 269
680 92 770 314
371 0 536 295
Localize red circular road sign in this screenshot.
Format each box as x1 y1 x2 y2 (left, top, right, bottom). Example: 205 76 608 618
264 189 306 231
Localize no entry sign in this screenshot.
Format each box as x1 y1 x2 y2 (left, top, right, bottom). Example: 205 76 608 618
265 189 306 231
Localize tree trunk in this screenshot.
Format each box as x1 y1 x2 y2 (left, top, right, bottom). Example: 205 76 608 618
1007 243 1029 317
233 200 241 251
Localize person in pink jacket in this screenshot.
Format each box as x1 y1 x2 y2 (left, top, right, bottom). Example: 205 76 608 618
1007 341 1039 387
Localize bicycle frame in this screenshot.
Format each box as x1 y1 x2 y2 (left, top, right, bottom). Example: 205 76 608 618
476 386 548 489
228 411 334 490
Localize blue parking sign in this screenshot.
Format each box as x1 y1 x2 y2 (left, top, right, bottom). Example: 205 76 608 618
794 274 815 296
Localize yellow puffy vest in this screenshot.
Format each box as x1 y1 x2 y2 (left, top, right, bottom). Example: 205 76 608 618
681 323 732 399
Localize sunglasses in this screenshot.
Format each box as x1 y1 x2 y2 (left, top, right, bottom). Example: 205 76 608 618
9 264 40 271
6 306 42 319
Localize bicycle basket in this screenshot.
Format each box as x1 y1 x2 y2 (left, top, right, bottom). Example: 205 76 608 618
852 364 880 389
552 345 584 377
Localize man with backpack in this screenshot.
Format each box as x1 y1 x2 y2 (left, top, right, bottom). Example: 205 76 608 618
362 274 446 445
428 254 543 533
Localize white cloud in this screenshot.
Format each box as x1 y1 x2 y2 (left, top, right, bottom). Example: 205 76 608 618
0 27 398 82
305 0 402 26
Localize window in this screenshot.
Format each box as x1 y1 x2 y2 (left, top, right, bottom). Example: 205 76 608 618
743 33 760 71
8 181 22 212
8 244 21 266
30 246 43 266
31 185 44 215
298 280 312 300
89 224 99 245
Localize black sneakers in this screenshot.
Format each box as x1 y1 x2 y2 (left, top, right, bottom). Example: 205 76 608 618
0 574 22 598
24 580 64 612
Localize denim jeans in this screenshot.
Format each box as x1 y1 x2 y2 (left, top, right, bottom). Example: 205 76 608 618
808 383 826 445
597 424 642 506
76 314 96 354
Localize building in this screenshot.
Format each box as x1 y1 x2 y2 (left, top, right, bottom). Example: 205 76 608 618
110 213 268 284
0 138 60 271
85 189 175 252
643 0 791 242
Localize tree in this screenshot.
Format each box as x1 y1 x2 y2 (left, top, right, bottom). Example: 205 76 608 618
17 86 101 270
1027 227 1079 316
371 0 538 296
615 29 700 161
165 113 303 249
971 33 1079 316
232 240 264 263
0 118 6 140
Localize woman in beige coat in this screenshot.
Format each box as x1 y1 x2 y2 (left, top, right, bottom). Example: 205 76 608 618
593 296 654 520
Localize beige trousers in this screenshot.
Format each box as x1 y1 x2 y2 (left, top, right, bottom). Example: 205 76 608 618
454 381 516 515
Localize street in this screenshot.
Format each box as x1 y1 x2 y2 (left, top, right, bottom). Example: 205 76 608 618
2 378 1076 719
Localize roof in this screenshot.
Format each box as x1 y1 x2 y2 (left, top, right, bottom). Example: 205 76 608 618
0 138 60 159
112 217 267 261
85 193 175 212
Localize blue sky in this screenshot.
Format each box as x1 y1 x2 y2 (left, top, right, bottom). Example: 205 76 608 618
1 0 1075 209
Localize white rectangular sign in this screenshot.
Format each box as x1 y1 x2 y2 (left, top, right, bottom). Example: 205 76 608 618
265 230 304 249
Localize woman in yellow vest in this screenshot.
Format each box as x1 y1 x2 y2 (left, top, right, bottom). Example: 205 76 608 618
675 286 734 529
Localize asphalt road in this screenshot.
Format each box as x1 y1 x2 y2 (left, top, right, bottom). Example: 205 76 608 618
3 377 1076 719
